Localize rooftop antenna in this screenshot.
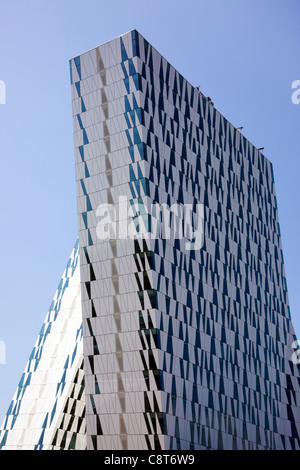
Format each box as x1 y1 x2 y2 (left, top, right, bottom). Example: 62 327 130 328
258 147 264 151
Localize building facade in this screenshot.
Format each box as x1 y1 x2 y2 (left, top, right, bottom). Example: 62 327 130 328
0 242 86 450
1 30 300 450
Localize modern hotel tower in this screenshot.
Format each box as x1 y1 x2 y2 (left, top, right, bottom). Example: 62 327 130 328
1 30 300 450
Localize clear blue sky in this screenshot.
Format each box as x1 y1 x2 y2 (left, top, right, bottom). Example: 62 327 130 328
0 0 299 422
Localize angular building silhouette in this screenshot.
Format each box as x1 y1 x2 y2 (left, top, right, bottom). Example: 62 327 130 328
1 30 300 450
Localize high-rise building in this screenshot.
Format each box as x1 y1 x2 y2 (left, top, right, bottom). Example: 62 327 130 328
1 30 300 450
0 241 86 450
